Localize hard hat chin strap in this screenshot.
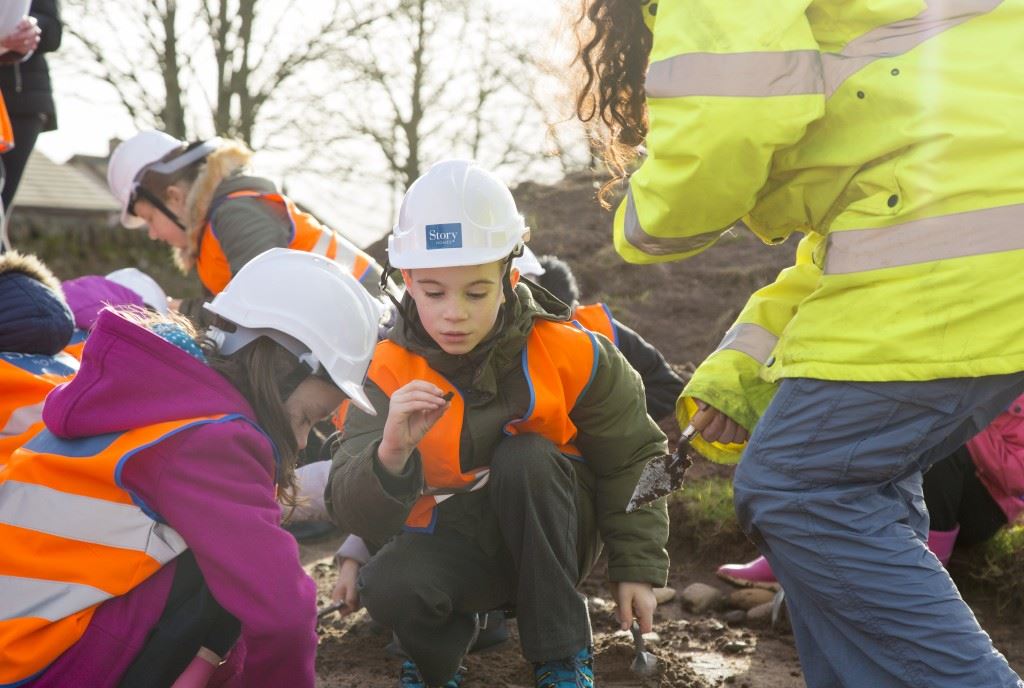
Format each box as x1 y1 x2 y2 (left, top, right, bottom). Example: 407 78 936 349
379 259 409 321
131 186 187 231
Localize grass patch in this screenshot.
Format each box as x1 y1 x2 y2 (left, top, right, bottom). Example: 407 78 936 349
961 524 1024 616
667 476 750 563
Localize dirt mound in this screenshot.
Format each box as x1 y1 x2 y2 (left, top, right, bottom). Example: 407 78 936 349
366 171 796 365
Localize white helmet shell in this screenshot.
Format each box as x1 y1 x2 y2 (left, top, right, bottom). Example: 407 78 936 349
204 248 383 416
513 245 545 279
388 159 528 269
105 267 170 314
107 131 184 229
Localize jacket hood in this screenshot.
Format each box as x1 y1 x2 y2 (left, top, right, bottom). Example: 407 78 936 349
390 280 573 395
0 250 63 293
62 275 145 329
43 309 256 439
173 139 257 274
0 250 74 355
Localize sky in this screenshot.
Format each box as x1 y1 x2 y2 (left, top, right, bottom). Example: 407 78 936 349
35 0 574 246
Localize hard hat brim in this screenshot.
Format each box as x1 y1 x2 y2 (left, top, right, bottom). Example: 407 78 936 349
340 381 377 417
120 207 146 230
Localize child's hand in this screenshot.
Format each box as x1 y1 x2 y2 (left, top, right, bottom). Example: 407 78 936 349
691 398 748 445
610 581 657 633
331 558 362 616
378 381 451 474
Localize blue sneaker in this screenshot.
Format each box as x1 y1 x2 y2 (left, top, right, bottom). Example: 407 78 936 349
398 660 464 688
533 646 594 688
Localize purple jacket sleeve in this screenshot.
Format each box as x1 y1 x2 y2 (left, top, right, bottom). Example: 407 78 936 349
121 421 317 688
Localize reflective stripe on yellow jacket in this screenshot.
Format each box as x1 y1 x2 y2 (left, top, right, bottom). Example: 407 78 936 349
678 236 821 463
619 0 1024 384
197 191 374 295
368 319 598 532
0 414 231 684
0 353 78 469
573 303 619 347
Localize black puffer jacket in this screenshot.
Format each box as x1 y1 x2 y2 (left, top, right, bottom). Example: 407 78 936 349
0 0 61 130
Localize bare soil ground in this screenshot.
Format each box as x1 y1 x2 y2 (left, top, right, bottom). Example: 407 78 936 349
303 534 805 688
303 527 1022 688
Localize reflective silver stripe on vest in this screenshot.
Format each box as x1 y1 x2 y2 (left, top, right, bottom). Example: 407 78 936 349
333 242 361 272
0 480 187 564
714 323 778 364
824 203 1024 274
0 575 111 622
0 402 44 438
645 0 1001 100
423 469 490 506
622 186 727 257
821 0 1003 96
311 228 334 256
646 50 823 98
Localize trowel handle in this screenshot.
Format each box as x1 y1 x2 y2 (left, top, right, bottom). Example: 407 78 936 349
667 424 698 470
629 620 645 652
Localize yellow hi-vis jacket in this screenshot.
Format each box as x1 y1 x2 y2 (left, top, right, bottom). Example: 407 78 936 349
616 2 1024 461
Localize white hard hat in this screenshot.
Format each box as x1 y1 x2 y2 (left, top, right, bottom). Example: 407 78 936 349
388 159 528 269
106 268 169 314
108 131 184 229
204 248 383 415
513 245 545 279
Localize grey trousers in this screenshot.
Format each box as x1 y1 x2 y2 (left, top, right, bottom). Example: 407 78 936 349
359 434 592 686
735 375 1024 688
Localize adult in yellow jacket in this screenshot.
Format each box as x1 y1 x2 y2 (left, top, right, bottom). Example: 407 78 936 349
573 1 1024 686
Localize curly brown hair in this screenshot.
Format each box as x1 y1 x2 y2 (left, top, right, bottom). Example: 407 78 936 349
572 0 653 207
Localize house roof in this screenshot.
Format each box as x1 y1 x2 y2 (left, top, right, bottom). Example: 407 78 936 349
12 149 120 213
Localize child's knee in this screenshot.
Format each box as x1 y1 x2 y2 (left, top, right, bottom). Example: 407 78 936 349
491 433 567 485
359 558 452 623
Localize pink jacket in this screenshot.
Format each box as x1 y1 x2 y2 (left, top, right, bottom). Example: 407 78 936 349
29 311 317 688
967 393 1024 524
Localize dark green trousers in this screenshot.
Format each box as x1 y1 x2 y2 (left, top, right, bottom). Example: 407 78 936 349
359 434 597 686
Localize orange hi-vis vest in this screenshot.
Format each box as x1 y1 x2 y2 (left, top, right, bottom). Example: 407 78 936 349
0 352 78 469
62 329 89 362
573 303 619 347
0 92 13 154
369 319 600 533
197 190 375 295
0 413 249 685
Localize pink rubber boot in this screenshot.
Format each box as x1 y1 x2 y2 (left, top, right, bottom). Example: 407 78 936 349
927 526 960 567
170 648 220 688
716 555 780 590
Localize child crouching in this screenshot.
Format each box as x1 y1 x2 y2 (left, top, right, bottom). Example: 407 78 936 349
327 160 670 688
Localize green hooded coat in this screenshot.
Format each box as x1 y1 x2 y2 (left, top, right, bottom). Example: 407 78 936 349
327 281 670 586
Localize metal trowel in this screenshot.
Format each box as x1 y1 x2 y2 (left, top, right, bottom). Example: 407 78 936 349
625 424 697 513
629 621 658 676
